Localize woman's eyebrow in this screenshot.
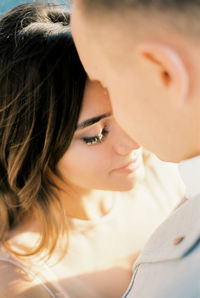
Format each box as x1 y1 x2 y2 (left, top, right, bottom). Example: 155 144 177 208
76 113 111 130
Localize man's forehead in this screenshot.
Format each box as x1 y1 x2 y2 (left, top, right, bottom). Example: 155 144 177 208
71 7 109 79
71 2 135 83
72 0 124 39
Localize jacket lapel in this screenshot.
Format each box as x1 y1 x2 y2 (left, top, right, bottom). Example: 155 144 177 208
133 195 200 270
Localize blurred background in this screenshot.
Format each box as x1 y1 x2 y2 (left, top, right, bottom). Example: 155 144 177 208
0 0 69 15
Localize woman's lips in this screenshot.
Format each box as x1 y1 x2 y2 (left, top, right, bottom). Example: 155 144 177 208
112 156 142 174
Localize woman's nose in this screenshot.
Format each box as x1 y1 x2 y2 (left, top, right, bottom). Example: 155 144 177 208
113 127 140 156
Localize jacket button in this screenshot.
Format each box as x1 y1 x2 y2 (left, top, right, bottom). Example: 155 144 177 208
173 236 185 246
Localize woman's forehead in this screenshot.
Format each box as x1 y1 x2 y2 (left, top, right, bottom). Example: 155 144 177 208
78 79 112 120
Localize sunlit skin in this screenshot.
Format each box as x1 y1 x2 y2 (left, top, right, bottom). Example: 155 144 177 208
71 1 200 162
56 79 144 219
0 73 184 298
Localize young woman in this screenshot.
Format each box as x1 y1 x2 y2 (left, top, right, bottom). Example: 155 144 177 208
0 3 184 298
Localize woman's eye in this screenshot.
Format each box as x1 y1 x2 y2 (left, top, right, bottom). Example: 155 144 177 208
82 128 109 146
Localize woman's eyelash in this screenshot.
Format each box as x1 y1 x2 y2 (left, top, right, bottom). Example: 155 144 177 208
82 128 109 146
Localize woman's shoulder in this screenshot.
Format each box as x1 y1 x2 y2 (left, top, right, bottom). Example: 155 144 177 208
0 257 53 298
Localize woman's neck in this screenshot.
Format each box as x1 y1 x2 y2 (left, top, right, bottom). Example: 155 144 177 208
58 184 117 221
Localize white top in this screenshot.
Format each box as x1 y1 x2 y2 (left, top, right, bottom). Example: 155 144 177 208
179 155 200 199
0 154 184 298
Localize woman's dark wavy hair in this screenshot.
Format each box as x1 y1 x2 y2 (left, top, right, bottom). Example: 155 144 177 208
0 2 87 258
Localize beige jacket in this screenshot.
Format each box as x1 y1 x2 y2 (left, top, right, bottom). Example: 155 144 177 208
123 194 200 298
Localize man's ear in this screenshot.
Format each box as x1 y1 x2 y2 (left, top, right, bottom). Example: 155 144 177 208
137 42 189 106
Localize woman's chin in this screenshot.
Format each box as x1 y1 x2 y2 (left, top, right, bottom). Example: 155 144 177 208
114 181 139 192
108 176 144 192
114 166 145 191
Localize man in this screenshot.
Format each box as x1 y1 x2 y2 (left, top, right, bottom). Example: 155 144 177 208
71 1 200 297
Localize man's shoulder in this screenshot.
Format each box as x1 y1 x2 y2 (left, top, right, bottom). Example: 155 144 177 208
135 195 200 265
124 196 200 298
125 241 200 298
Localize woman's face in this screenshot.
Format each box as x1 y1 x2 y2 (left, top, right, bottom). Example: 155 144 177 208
57 79 144 192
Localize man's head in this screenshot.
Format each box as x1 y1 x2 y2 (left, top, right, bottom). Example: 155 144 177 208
72 0 200 162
